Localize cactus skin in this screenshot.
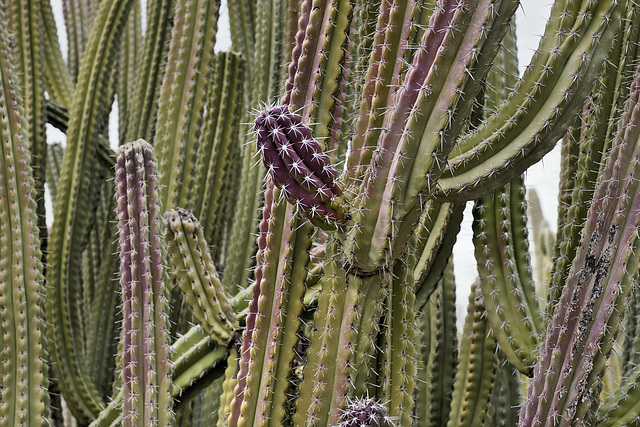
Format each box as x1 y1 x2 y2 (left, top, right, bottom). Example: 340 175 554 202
521 65 640 426
115 140 173 427
0 10 50 424
336 397 395 427
164 208 238 346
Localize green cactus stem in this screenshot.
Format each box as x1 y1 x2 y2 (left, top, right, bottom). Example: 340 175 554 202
447 282 497 427
0 10 50 424
117 0 142 145
520 64 640 426
164 208 238 346
483 353 521 427
115 140 172 427
45 0 134 419
40 0 73 107
45 142 64 201
63 0 91 82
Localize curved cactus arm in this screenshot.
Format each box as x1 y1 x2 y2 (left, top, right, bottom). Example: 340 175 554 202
63 0 91 83
473 174 542 375
528 189 555 301
117 0 142 145
124 0 174 142
446 282 498 427
40 0 74 107
547 1 640 318
436 0 625 202
227 0 255 85
0 12 50 425
414 260 457 426
164 208 238 346
191 51 245 264
45 0 134 420
115 140 173 427
597 360 640 426
413 202 465 309
154 0 220 210
45 142 64 201
520 64 640 427
344 0 518 273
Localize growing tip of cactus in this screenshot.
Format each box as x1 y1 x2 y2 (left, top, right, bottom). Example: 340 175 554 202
335 397 396 427
253 104 345 231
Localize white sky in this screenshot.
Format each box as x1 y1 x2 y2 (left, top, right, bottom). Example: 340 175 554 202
46 0 560 322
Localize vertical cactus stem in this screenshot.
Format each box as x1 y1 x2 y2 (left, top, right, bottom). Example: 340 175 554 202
116 140 172 427
164 208 238 345
521 65 640 426
45 142 64 201
154 0 220 210
62 0 91 82
447 283 498 427
118 0 142 145
40 0 73 108
46 0 134 419
216 348 239 427
0 12 50 424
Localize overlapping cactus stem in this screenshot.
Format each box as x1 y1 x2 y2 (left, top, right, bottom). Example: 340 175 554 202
63 0 91 82
597 346 640 426
413 201 465 309
6 0 48 255
153 0 220 211
415 260 458 427
0 11 50 425
547 0 640 318
117 0 142 145
223 0 297 293
436 0 625 202
191 51 244 266
45 142 64 201
520 65 640 427
40 0 73 108
447 282 497 427
115 140 172 427
164 208 238 345
483 353 521 427
343 0 518 274
472 174 542 375
528 189 555 302
45 0 134 420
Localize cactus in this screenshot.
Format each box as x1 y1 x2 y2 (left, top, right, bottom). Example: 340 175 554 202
3 0 640 425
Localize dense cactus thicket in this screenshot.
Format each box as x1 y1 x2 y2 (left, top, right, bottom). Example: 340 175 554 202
2 0 640 425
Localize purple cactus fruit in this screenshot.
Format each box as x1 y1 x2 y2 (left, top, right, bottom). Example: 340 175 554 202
337 397 396 427
254 105 344 230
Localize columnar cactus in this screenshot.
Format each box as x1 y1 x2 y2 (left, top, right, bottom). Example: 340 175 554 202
3 0 640 426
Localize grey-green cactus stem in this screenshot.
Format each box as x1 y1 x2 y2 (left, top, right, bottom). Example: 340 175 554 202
447 282 497 427
415 260 457 427
115 140 172 427
191 51 244 265
154 0 220 210
63 0 91 83
46 0 134 420
483 353 521 427
437 0 625 202
521 64 640 426
124 0 174 142
117 0 142 145
40 0 73 107
45 142 64 201
164 208 238 346
0 7 50 425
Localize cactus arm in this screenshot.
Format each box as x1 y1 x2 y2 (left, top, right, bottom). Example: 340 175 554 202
547 2 640 317
436 0 624 202
40 0 74 108
597 361 640 426
446 282 497 427
124 0 174 142
227 0 255 80
164 208 238 345
45 142 64 201
416 260 458 426
117 0 141 145
6 0 48 256
483 354 521 427
154 0 220 210
216 349 239 427
45 0 134 420
191 51 244 263
115 140 172 427
345 0 518 273
520 65 640 426
0 12 50 425
63 0 91 83
473 175 542 374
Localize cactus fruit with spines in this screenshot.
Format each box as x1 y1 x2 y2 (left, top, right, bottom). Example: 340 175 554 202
5 0 640 425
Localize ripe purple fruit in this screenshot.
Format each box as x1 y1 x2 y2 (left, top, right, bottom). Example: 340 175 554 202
254 105 345 230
